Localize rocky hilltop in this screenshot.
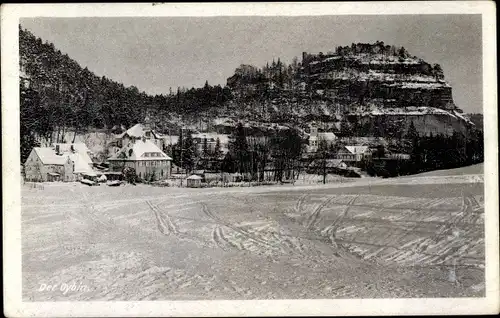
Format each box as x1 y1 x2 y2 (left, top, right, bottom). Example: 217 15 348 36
224 42 472 137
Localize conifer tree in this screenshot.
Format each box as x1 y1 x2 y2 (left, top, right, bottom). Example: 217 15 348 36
214 137 222 159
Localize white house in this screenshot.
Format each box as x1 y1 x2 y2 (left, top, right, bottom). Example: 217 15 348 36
108 137 173 181
113 123 165 151
336 145 371 162
24 144 96 182
52 143 93 168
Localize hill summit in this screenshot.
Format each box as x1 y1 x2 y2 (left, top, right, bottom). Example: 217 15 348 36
223 41 471 137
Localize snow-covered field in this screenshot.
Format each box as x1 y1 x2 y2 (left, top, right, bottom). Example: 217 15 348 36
22 165 485 300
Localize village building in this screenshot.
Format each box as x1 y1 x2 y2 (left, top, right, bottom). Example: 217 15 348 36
24 143 96 182
52 143 94 169
186 174 203 188
191 132 230 155
307 125 338 152
107 137 172 181
112 123 165 152
335 145 371 163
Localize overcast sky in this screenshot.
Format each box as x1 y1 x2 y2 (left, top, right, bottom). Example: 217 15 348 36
21 15 482 113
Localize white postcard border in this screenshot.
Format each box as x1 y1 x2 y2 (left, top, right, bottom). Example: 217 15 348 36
2 2 498 317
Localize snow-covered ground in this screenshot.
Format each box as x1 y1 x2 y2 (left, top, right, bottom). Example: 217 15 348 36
22 166 485 300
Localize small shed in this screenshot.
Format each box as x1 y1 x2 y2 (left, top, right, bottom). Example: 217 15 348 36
186 174 203 188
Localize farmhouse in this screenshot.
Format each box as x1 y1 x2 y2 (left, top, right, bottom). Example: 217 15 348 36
24 144 96 182
52 143 94 168
108 137 172 181
335 145 371 162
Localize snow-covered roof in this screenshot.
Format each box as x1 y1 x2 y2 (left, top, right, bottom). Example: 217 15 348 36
116 124 162 139
345 146 369 154
31 147 96 175
318 132 337 141
186 175 202 180
33 148 70 165
109 139 172 161
53 142 89 153
125 124 145 138
52 143 93 164
69 152 93 174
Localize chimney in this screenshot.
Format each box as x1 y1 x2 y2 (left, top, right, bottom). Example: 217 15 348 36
142 136 147 143
70 145 75 153
55 144 60 155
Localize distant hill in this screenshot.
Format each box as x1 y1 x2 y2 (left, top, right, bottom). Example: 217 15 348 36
224 42 472 137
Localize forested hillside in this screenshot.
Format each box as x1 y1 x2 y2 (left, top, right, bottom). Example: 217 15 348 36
20 26 232 161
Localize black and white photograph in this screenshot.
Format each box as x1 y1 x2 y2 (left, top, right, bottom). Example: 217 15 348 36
2 2 498 317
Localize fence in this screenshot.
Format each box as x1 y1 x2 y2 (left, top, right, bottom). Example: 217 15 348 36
23 181 45 190
142 172 355 189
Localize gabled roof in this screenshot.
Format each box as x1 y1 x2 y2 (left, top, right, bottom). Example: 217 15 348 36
310 132 337 141
125 124 145 138
345 145 369 154
32 148 70 165
318 132 337 140
117 123 163 140
52 143 93 164
69 153 94 174
108 139 172 161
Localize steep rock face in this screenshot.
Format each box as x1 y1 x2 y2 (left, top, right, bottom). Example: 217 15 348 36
302 47 455 110
226 42 471 136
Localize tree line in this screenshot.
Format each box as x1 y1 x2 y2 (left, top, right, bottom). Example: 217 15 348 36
361 122 484 177
166 123 305 182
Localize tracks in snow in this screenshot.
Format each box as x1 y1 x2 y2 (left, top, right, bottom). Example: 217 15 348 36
338 192 484 267
147 200 179 236
202 203 279 252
